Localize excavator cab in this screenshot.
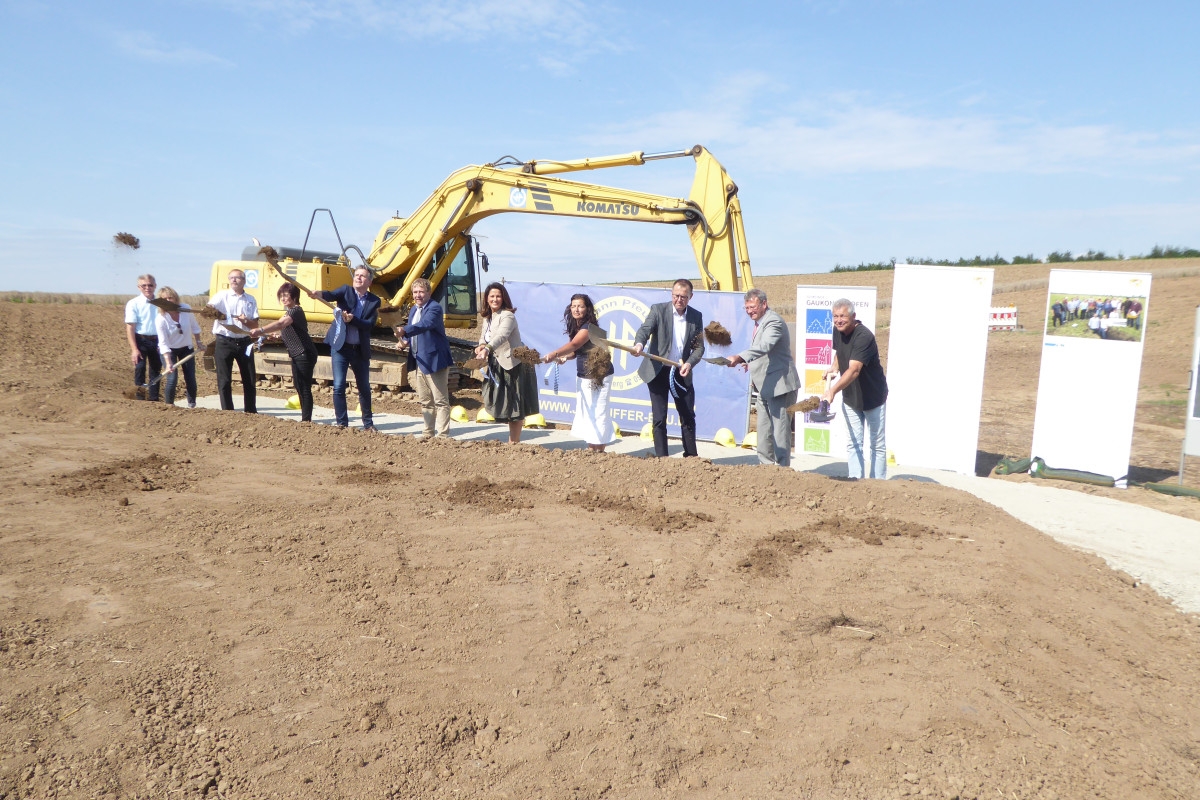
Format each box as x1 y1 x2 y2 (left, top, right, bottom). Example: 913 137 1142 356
432 236 485 326
377 234 485 327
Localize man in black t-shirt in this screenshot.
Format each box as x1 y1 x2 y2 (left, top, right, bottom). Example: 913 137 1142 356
823 298 889 479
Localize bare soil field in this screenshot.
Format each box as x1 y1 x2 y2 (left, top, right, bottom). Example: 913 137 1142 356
3 261 1200 800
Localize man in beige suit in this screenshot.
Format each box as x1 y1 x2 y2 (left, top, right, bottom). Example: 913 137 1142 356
726 288 801 467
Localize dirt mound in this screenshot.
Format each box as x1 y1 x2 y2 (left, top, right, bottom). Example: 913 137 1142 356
443 477 535 511
565 488 715 532
62 368 130 393
53 453 199 496
336 463 408 488
3 296 1200 799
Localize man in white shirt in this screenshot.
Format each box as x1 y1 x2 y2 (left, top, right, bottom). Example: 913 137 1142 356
206 269 260 413
632 278 705 457
124 274 162 401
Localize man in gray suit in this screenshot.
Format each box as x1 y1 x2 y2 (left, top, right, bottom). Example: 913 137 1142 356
632 278 705 457
727 288 801 467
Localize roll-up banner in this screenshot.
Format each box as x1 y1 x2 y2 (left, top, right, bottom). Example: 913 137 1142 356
888 265 994 475
794 286 878 457
1185 307 1200 459
503 282 753 441
1030 270 1151 483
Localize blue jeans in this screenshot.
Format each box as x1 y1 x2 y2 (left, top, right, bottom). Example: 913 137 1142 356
162 346 197 405
331 345 372 428
133 335 162 401
844 402 886 479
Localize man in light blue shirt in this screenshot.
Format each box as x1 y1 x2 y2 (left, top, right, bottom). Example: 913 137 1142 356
124 274 161 401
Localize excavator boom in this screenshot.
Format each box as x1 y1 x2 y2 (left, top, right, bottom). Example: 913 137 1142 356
209 144 755 395
367 145 753 308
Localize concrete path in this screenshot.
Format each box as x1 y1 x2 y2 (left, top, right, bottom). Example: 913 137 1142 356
193 395 1200 614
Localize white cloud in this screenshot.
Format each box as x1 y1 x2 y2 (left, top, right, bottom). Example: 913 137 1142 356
112 30 232 66
581 78 1200 178
206 0 612 48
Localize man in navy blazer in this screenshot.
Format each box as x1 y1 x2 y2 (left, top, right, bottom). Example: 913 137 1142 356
632 278 705 457
397 277 454 438
310 266 381 430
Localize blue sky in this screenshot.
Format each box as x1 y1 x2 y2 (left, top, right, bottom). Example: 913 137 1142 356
2 0 1198 295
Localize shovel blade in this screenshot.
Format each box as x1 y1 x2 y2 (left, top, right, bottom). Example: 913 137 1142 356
586 323 609 347
149 298 185 313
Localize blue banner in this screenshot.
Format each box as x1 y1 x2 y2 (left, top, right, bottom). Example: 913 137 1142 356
505 282 752 441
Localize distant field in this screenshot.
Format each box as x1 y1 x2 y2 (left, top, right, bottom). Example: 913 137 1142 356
1 292 209 306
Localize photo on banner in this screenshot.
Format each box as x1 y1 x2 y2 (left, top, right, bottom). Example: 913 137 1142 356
1031 270 1152 482
794 286 877 458
503 281 753 442
887 264 993 476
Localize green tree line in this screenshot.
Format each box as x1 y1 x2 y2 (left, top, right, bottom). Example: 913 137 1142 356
830 244 1199 273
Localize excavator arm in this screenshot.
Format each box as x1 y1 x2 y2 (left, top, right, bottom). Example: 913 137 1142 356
366 145 753 308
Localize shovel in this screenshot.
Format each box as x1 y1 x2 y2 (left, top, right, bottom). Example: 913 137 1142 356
703 356 732 366
148 298 223 321
218 320 259 338
149 298 187 313
160 349 200 377
124 350 200 399
586 324 681 368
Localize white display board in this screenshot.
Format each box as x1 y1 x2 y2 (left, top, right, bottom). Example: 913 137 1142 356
1030 270 1151 482
888 264 994 475
794 286 878 458
1184 307 1200 457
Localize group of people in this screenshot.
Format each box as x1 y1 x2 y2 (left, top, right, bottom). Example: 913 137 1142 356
126 273 889 479
523 281 889 479
1051 296 1144 334
124 274 205 407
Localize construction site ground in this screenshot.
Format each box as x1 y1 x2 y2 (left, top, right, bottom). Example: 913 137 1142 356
3 258 1200 800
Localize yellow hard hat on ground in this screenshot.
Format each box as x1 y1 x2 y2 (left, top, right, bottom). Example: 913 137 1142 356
525 413 547 428
714 428 737 448
450 405 468 423
741 431 757 449
476 408 495 423
640 422 654 440
286 394 301 410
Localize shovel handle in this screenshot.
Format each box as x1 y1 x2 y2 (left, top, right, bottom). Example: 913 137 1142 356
262 255 339 312
586 324 682 368
149 350 200 387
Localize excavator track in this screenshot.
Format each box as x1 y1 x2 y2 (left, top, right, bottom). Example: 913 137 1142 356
248 332 480 396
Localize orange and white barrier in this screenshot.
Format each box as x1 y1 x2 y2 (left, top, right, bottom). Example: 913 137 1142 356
988 306 1018 330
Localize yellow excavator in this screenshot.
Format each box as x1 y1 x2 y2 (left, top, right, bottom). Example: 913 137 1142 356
208 144 754 389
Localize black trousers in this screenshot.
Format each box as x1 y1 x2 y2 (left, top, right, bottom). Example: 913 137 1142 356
290 350 317 422
215 336 256 413
647 366 697 457
133 335 162 401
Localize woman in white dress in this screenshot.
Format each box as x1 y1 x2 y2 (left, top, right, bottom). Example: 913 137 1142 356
542 294 616 451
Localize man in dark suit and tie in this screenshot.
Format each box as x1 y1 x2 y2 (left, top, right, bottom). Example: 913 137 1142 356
397 277 454 438
632 279 705 457
727 288 801 467
310 266 381 430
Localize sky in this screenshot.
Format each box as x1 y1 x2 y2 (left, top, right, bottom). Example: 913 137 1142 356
2 0 1198 295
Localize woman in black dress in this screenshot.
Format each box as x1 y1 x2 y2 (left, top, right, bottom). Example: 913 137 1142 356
251 283 319 422
474 282 539 443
